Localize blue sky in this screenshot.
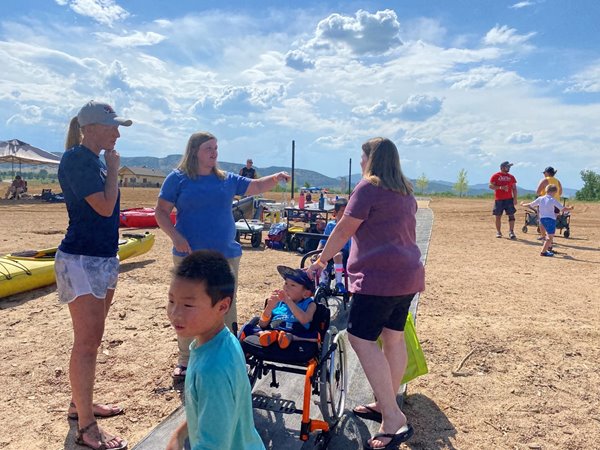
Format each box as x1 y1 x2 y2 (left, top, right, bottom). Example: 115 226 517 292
1 1 599 189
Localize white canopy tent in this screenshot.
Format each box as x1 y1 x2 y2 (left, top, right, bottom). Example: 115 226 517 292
0 139 61 175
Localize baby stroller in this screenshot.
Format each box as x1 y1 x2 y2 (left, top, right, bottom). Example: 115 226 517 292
238 299 347 447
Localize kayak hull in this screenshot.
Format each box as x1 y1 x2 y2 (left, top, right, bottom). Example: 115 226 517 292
0 233 155 299
119 208 176 228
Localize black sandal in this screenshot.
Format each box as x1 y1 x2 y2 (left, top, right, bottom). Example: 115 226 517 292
352 404 382 423
75 420 128 450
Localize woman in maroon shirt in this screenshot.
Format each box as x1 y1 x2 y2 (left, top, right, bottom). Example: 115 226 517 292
308 137 424 449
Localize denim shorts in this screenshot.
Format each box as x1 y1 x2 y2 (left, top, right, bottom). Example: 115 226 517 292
55 250 119 304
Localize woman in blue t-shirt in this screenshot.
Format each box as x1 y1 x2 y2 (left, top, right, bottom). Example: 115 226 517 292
155 131 289 378
55 101 131 450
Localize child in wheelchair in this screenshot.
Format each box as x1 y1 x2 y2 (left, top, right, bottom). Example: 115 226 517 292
239 267 347 444
239 265 318 349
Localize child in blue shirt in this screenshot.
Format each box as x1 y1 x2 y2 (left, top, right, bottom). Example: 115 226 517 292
166 251 264 450
240 266 317 349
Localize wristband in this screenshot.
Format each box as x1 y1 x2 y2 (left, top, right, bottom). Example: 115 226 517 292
315 258 327 269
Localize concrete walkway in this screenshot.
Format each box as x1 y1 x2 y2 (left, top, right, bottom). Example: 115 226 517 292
133 207 433 449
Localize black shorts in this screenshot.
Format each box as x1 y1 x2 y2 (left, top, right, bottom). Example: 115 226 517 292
347 293 415 341
492 199 516 216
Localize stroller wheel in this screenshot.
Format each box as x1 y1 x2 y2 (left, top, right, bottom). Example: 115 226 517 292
522 226 528 233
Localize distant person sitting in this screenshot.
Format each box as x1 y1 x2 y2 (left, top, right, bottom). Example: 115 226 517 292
239 159 257 179
4 175 26 200
305 191 312 203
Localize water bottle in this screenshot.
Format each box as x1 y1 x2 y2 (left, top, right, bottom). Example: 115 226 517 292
298 191 305 209
318 192 325 210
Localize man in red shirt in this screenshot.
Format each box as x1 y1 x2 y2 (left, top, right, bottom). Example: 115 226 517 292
489 161 518 239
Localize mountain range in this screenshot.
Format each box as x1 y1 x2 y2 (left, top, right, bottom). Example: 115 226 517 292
117 155 579 197
2 153 576 197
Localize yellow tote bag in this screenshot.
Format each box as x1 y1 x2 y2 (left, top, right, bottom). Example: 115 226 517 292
400 312 428 384
377 312 428 384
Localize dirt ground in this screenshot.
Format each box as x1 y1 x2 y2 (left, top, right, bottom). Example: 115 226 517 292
0 185 598 450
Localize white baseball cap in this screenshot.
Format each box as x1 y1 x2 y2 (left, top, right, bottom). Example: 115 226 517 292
77 100 132 127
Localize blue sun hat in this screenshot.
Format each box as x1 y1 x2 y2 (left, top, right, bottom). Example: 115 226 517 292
277 266 315 292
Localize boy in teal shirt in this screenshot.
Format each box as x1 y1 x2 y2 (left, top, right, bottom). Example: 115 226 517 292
166 250 264 450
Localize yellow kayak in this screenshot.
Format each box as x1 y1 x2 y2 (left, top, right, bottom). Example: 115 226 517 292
0 232 155 299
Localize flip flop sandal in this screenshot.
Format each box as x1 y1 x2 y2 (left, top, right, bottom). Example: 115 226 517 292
75 420 128 450
68 402 124 420
352 405 382 423
364 424 414 450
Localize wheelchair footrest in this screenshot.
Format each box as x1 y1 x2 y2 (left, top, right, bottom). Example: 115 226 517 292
252 393 302 414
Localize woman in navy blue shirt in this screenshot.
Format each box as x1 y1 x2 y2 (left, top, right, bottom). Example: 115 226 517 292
55 100 131 450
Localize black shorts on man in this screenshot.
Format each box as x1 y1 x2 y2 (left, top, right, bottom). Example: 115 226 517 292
492 199 516 216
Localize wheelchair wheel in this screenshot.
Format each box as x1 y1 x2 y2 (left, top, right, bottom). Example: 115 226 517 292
251 232 262 248
300 249 321 268
289 235 300 252
314 286 329 306
319 328 347 424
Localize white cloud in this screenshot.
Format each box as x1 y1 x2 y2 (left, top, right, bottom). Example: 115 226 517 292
506 131 534 144
94 31 166 48
57 0 129 27
6 104 43 125
313 9 402 55
402 136 440 146
399 18 447 45
449 66 525 90
352 100 393 117
483 25 536 48
565 62 600 93
285 50 315 71
398 95 443 121
510 1 535 9
239 121 264 129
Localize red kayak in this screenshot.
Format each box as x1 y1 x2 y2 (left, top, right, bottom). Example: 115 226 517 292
119 208 176 228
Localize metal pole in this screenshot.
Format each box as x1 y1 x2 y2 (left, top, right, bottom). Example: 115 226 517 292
291 140 295 199
348 158 352 195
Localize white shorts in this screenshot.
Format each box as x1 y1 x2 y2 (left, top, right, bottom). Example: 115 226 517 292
55 249 119 304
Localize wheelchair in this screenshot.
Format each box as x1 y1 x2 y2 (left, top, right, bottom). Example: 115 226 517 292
238 300 347 445
300 249 351 310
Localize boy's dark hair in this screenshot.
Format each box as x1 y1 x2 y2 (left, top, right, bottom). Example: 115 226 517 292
174 250 235 306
